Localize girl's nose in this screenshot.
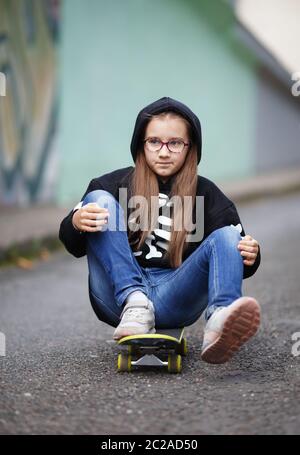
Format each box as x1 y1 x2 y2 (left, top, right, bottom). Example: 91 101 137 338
158 144 171 155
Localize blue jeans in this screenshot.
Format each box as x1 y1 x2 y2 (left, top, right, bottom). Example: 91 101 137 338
84 190 244 329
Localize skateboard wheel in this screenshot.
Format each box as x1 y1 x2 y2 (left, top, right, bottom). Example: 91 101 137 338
117 353 132 372
168 354 182 373
127 345 140 356
176 338 188 356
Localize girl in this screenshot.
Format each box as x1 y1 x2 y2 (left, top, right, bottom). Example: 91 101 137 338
59 96 261 364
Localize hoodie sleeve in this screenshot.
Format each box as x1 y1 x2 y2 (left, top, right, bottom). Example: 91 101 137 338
58 178 102 258
205 184 261 280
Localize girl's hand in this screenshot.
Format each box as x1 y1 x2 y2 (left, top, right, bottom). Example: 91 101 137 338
72 202 110 232
237 234 259 266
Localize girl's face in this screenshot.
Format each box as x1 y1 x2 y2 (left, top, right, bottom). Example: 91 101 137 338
143 116 190 183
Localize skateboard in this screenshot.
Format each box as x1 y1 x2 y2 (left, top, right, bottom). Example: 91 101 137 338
116 328 187 373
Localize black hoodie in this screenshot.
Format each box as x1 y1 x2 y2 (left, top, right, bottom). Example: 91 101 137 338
59 97 261 279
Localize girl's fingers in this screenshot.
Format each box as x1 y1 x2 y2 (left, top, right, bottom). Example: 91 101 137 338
239 236 259 265
240 251 256 259
82 210 109 218
239 238 258 246
243 259 255 266
79 220 108 233
82 203 109 214
80 225 104 232
82 218 108 227
80 212 109 223
238 240 258 247
238 245 258 253
95 213 110 220
85 203 108 211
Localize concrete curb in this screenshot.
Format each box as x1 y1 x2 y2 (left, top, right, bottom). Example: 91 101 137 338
1 166 300 264
218 167 300 203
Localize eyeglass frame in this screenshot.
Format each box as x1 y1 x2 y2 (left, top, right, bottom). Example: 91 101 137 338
143 137 191 154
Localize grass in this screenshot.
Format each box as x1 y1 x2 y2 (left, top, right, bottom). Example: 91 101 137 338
0 236 64 269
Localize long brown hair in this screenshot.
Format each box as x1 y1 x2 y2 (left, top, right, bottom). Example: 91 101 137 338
127 111 198 268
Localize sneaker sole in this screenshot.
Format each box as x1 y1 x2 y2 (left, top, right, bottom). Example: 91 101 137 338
113 326 156 340
201 297 261 364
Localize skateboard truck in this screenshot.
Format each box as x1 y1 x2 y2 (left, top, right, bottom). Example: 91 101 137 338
114 328 187 373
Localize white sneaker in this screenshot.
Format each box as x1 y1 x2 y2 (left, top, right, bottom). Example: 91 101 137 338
113 299 156 340
201 296 261 364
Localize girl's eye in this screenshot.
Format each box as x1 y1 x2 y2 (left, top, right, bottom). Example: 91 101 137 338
170 140 184 148
149 139 160 144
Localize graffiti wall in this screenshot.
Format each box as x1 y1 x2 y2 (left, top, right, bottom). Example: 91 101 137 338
0 0 59 206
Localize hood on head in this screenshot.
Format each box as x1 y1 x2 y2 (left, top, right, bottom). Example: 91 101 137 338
130 96 202 165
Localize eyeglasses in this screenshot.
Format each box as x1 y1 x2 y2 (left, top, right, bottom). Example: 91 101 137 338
144 137 190 154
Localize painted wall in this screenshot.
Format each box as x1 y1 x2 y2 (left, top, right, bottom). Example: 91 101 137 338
2 1 298 209
255 68 300 173
58 0 258 206
0 0 59 206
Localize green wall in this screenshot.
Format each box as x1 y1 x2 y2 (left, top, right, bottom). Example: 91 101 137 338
57 0 258 206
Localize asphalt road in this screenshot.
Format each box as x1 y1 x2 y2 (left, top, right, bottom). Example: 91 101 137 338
1 191 300 435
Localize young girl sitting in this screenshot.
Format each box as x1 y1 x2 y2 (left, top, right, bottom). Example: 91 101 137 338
59 96 261 364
